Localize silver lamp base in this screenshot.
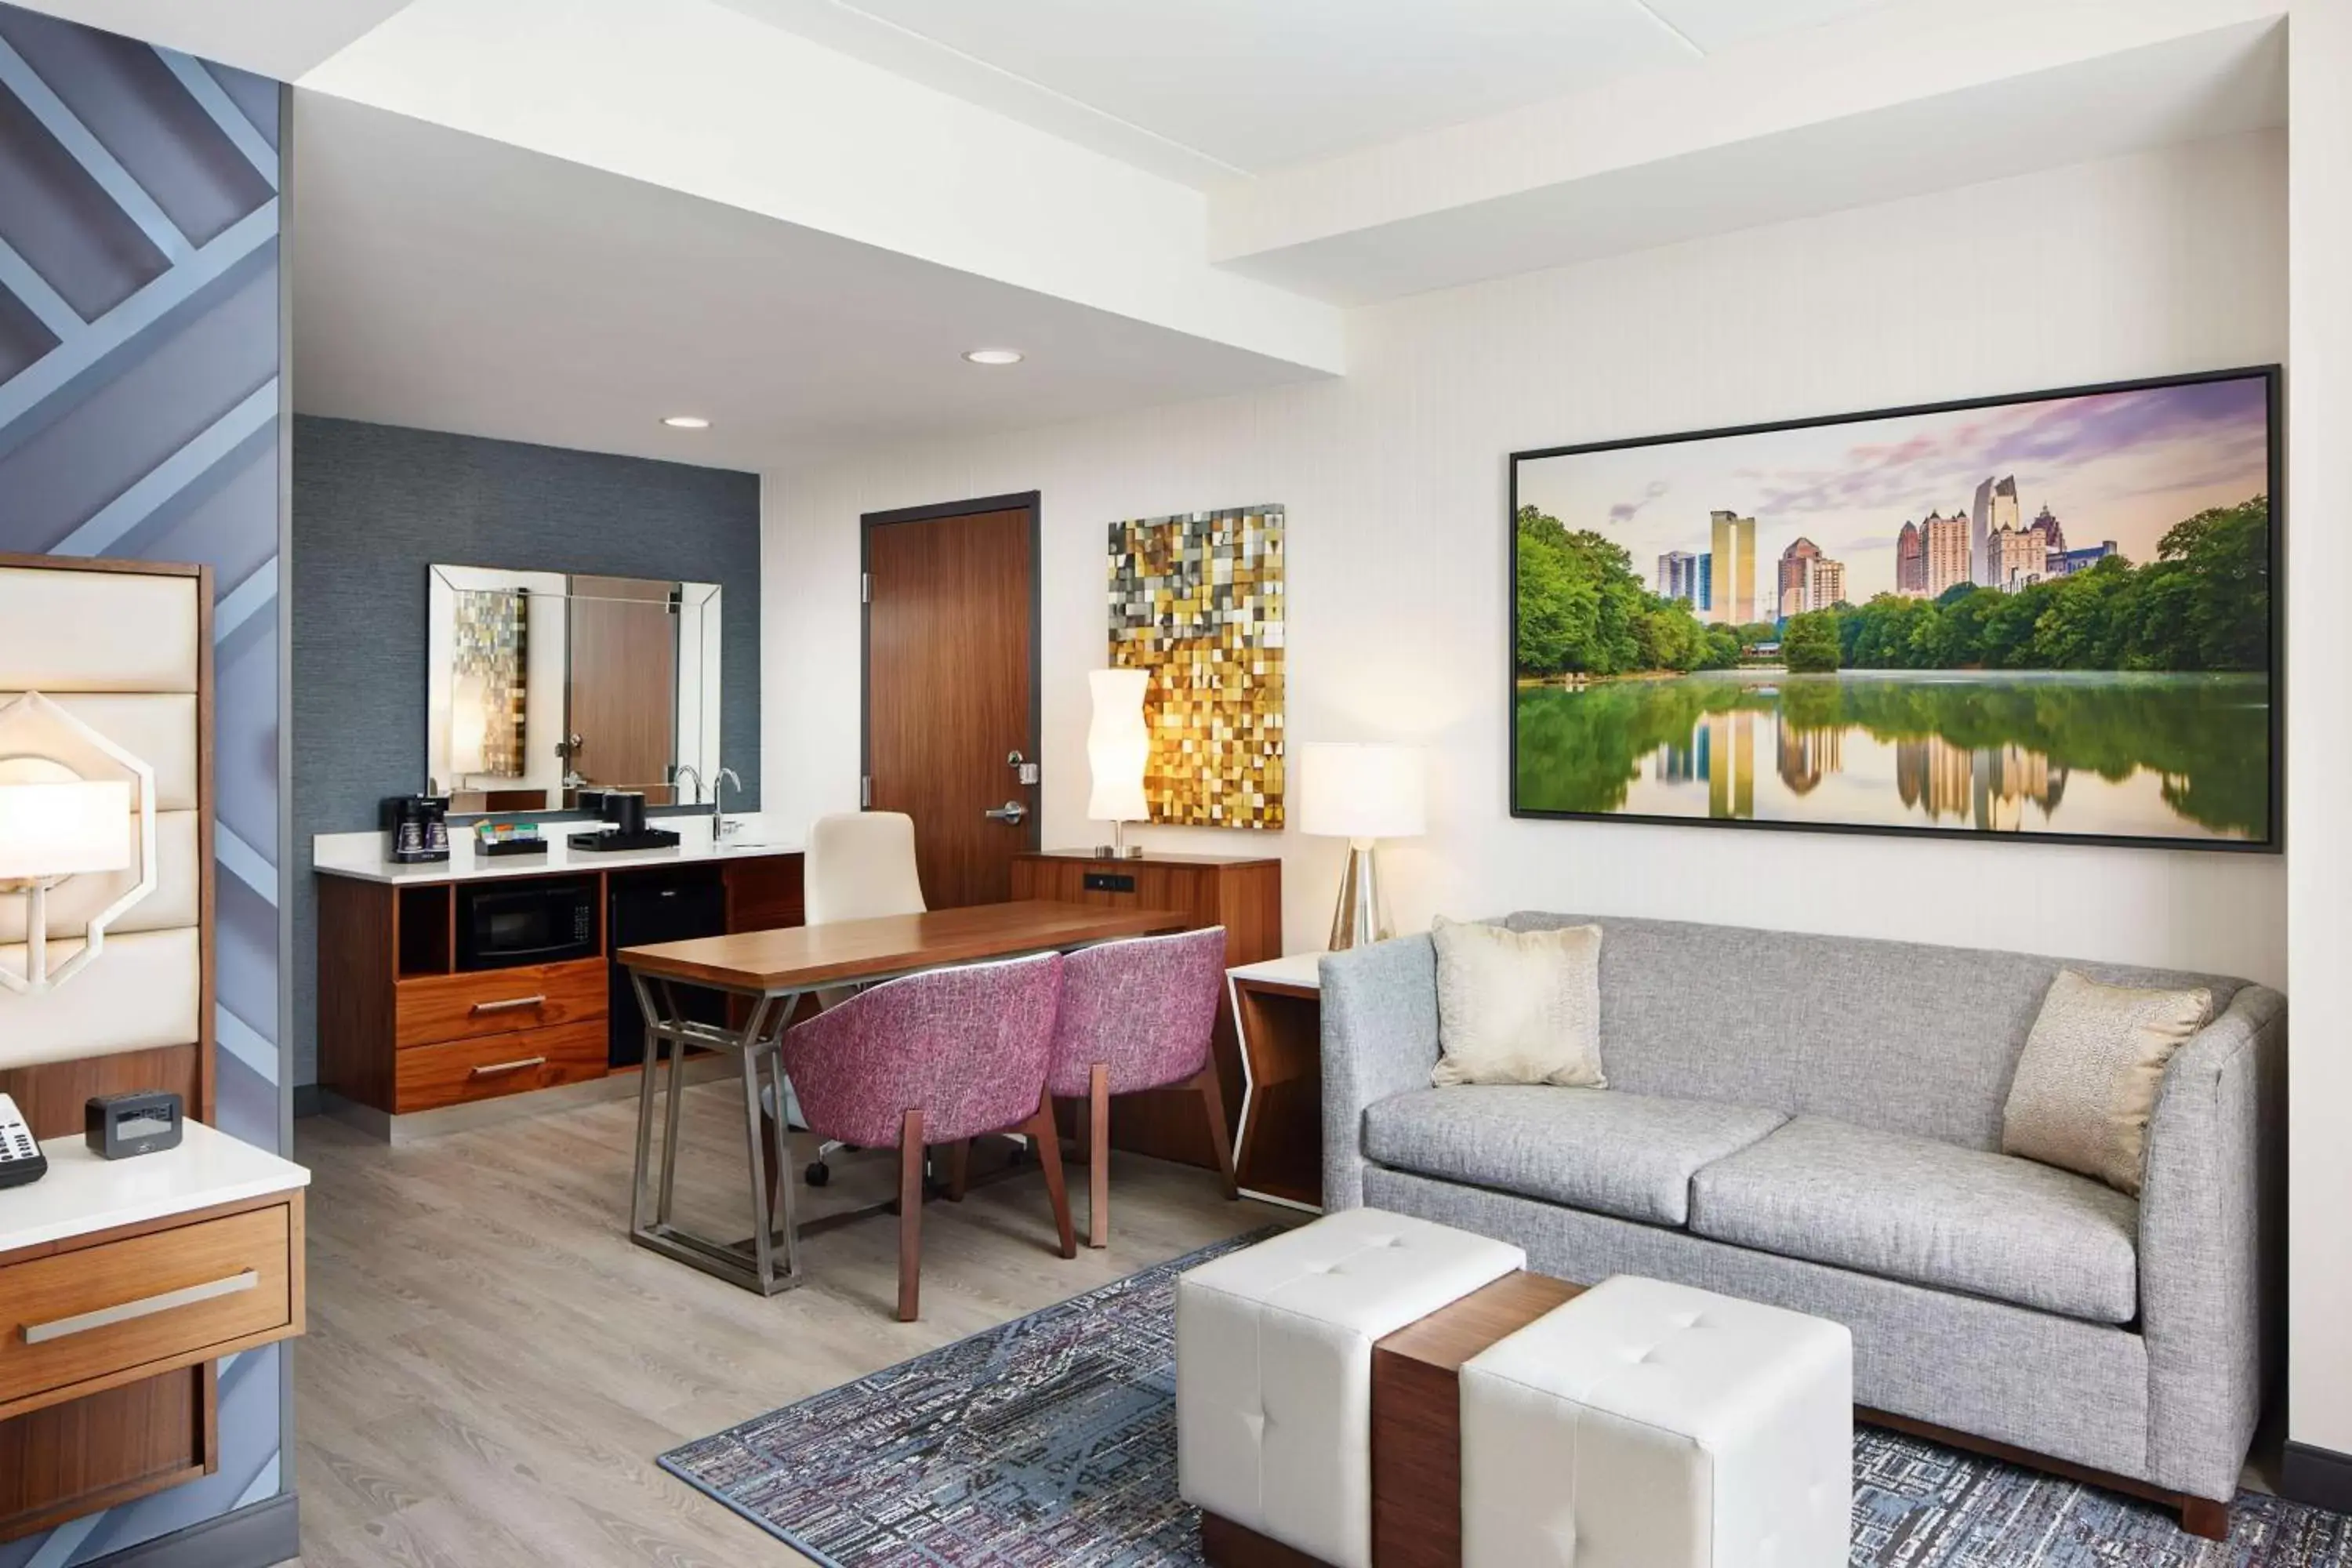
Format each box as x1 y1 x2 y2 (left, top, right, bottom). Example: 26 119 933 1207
1327 839 1392 951
1091 818 1144 859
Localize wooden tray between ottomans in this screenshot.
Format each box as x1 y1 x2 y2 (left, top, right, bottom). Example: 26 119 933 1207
1198 1272 1584 1568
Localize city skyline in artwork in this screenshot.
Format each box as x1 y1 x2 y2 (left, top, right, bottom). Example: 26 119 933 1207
1517 376 2272 616
1511 369 2277 849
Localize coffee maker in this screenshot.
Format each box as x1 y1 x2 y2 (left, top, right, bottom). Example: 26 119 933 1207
381 794 452 863
567 789 678 851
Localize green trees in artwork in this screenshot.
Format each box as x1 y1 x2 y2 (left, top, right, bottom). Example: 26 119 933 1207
1513 495 2270 677
1823 497 2269 674
1783 612 1841 672
1514 506 1738 675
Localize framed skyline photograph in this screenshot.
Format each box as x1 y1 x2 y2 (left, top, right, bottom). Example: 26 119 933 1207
1509 367 2280 851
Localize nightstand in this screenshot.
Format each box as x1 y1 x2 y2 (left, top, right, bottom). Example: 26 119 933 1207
1227 953 1325 1211
0 1122 307 1539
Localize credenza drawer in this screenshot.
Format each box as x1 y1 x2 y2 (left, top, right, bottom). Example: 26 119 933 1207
394 1019 608 1112
394 958 606 1048
0 1205 294 1413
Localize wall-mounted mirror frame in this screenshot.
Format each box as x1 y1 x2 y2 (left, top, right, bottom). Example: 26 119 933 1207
426 565 722 815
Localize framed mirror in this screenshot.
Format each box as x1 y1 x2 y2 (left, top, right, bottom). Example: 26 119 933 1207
426 565 722 815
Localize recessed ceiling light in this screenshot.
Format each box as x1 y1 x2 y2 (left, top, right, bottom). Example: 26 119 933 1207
662 415 711 429
963 348 1024 365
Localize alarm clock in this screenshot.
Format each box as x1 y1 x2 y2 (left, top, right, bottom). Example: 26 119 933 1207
85 1090 183 1160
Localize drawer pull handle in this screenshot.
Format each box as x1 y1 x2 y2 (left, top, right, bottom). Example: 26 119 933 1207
470 995 548 1016
24 1270 260 1345
468 1055 548 1078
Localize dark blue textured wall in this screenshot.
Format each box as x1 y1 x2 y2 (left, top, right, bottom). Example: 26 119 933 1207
289 415 761 1084
0 4 286 1563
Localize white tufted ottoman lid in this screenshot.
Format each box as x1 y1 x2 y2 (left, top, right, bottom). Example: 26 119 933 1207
1178 1208 1525 1568
1460 1275 1853 1568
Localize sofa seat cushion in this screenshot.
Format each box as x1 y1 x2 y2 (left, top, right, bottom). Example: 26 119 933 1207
1363 1087 1788 1227
1689 1116 2139 1324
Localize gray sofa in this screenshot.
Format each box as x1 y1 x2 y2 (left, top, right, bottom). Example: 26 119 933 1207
1320 913 2285 1518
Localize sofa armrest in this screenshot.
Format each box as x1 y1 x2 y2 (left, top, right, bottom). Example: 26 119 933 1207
1319 934 1440 1210
2137 983 2285 1497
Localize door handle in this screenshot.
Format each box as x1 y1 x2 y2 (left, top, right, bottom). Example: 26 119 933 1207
984 800 1029 824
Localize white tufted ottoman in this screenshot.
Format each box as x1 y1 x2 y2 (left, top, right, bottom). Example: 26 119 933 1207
1178 1208 1524 1568
1460 1275 1852 1568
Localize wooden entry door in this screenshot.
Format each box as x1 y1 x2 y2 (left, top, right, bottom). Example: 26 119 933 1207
863 495 1040 907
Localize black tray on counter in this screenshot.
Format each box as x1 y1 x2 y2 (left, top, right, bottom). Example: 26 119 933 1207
567 828 684 853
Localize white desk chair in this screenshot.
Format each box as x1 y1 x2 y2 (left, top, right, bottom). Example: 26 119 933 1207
805 809 927 927
766 811 927 1190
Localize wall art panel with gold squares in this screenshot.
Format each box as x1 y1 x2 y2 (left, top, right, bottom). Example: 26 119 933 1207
1107 506 1285 828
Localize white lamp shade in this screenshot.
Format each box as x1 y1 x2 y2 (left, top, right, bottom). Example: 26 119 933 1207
1087 667 1150 823
0 778 132 880
1294 742 1427 840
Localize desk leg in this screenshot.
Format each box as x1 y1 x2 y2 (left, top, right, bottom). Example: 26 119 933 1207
738 996 781 1289
630 1007 663 1235
624 972 808 1296
655 979 689 1228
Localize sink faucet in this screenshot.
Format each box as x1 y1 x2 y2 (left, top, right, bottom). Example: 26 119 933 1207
673 764 704 807
713 768 744 840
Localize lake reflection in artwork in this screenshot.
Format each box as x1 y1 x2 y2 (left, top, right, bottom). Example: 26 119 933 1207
1514 670 2269 842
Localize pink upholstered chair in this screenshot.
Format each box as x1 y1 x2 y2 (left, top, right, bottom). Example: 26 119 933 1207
780 950 1074 1320
1045 927 1239 1249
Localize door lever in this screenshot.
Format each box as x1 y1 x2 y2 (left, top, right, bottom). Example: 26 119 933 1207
983 800 1029 824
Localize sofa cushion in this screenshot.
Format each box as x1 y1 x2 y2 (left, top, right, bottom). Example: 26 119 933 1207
1363 1087 1788 1227
1689 1116 2139 1324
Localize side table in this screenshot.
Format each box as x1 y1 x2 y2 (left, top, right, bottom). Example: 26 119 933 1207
1226 953 1324 1211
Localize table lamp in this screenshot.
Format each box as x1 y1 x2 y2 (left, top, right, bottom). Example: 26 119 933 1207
0 759 132 994
1295 742 1426 950
1088 667 1149 858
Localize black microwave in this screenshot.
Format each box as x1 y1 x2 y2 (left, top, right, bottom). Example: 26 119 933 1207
456 878 597 971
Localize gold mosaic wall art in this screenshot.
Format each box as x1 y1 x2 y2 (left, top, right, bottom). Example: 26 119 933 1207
1107 506 1285 828
451 587 528 778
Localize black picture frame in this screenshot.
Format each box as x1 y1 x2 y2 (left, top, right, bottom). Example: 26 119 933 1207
1507 365 2283 853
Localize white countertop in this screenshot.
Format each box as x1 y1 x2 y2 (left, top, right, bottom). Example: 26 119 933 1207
1229 952 1326 989
1 1120 310 1256
314 815 804 887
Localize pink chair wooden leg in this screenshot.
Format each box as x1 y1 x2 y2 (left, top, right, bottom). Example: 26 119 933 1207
1022 1089 1077 1259
1192 1058 1240 1201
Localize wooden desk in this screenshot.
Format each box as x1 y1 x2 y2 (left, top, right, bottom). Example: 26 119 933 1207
616 899 1189 1294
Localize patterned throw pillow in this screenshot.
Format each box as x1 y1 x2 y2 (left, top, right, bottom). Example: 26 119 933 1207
1429 916 1606 1089
2002 969 2213 1196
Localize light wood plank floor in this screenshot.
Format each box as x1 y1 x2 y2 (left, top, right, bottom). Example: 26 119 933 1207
288 1082 1290 1566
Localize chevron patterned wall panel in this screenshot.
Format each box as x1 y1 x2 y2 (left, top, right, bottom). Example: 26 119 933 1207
0 4 285 1563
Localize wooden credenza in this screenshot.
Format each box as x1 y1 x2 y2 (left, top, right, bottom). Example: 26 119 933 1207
319 851 804 1123
1010 850 1280 1171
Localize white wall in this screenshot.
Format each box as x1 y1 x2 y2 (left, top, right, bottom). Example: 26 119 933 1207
2287 0 2352 1463
764 130 2288 987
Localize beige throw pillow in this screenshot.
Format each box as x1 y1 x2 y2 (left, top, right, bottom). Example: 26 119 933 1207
1430 916 1606 1088
2002 969 2212 1196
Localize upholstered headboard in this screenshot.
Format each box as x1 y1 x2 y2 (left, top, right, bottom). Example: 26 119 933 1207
0 556 212 1134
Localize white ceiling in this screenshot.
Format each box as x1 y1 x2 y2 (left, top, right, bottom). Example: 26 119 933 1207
0 0 407 80
289 94 1326 473
711 0 1889 183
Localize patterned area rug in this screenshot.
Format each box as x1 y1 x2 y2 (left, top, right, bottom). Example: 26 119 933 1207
662 1233 2351 1566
